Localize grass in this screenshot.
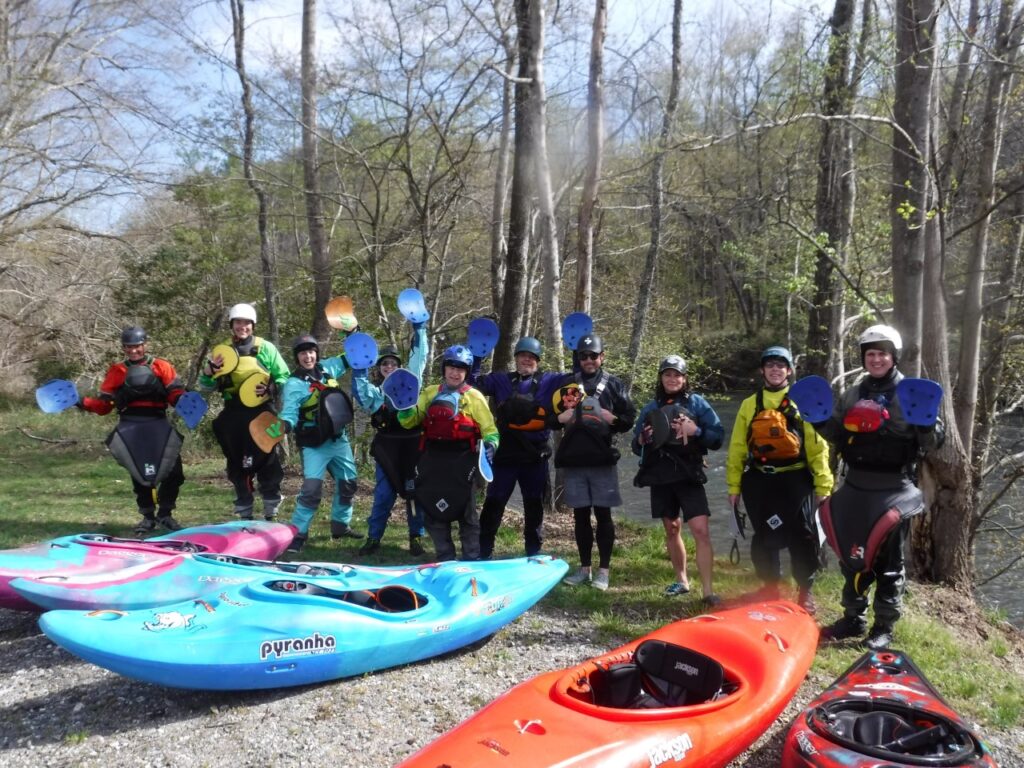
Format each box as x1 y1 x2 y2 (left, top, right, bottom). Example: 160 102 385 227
1 400 1022 734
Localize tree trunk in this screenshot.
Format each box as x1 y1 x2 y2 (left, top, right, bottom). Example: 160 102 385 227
890 0 937 375
489 47 515 317
626 0 682 390
806 0 859 378
229 0 279 345
301 0 331 339
575 0 607 315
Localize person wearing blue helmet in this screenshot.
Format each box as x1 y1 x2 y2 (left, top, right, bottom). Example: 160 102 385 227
471 335 567 559
725 345 832 612
398 344 499 560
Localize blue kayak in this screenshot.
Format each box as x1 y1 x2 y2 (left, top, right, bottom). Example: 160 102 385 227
40 555 568 690
12 552 412 612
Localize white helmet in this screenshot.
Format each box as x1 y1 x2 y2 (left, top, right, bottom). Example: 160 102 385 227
859 324 902 361
228 303 257 324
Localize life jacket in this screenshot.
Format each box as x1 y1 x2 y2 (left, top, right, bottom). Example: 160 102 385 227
371 403 408 433
222 338 269 398
554 373 619 468
115 360 168 410
496 373 547 432
837 382 918 470
292 371 354 448
421 385 480 450
747 389 803 467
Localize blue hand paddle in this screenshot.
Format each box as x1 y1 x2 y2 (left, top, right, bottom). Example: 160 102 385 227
467 317 500 358
382 368 420 410
35 379 79 413
896 377 943 426
343 332 379 370
561 312 593 350
174 391 208 430
788 376 833 423
397 288 430 324
478 442 494 483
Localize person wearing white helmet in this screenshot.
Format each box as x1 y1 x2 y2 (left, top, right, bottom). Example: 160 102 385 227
724 345 832 613
198 302 291 521
633 355 725 605
815 323 944 651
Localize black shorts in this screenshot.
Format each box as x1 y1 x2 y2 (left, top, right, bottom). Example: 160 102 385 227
650 481 710 522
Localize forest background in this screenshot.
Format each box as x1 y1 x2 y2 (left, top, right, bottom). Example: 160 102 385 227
1 0 1022 609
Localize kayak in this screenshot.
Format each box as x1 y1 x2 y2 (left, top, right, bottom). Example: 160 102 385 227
782 650 997 768
397 600 818 767
39 555 568 690
0 521 295 611
12 553 423 612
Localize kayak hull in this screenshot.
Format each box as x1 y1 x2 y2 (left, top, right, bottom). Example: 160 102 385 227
782 650 997 768
40 555 568 690
398 600 818 767
0 521 295 611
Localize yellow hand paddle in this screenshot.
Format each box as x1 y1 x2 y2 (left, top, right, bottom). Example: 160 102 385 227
325 296 358 332
209 344 239 379
238 372 271 407
551 383 584 414
249 412 286 453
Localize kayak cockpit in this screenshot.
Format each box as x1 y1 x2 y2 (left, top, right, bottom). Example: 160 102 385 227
807 699 986 764
75 534 206 554
262 579 428 612
552 638 743 721
199 553 346 577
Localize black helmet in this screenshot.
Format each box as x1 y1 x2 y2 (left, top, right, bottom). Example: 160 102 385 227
120 326 148 346
658 355 687 375
576 335 603 354
292 334 319 360
514 336 542 359
377 344 402 366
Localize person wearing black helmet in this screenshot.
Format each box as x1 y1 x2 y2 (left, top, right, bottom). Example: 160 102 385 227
553 334 636 591
815 325 944 650
352 320 430 556
397 344 499 561
633 354 725 604
77 326 188 533
278 333 361 553
471 335 567 559
198 302 291 521
725 345 832 612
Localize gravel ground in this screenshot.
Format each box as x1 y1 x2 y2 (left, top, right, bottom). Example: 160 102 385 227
1 599 1022 768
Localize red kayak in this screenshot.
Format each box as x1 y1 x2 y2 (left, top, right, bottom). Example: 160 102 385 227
782 650 997 767
398 600 817 767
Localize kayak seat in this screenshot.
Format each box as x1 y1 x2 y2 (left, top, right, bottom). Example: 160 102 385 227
590 662 645 708
266 581 427 612
634 640 724 707
852 710 915 747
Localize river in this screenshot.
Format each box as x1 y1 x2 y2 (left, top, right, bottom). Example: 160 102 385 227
538 395 1024 630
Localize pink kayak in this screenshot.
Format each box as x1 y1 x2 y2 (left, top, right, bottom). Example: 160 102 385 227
0 520 295 611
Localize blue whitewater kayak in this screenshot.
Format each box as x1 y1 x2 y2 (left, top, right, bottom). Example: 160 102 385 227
0 521 295 611
40 555 568 690
12 553 414 612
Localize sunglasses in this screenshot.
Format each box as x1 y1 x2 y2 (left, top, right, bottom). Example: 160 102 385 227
763 360 789 370
578 352 601 361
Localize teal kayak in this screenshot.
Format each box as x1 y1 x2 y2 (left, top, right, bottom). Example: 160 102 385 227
40 555 568 690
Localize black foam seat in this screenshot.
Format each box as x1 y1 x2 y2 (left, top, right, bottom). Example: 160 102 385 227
634 639 724 706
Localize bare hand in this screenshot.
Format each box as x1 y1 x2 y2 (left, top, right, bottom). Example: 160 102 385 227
557 408 575 424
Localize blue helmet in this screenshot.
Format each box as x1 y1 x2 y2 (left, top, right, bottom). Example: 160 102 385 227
441 344 473 370
760 345 794 369
514 336 542 359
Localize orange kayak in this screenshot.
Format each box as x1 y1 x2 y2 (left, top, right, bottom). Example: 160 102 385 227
399 600 818 767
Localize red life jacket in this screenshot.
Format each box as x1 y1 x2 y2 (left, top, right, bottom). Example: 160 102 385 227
421 385 480 450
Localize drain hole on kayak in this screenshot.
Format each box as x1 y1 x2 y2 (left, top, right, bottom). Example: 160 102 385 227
266 581 427 612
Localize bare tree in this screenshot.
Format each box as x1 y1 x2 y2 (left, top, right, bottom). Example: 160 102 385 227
575 0 607 315
626 0 682 388
301 0 331 339
229 0 280 344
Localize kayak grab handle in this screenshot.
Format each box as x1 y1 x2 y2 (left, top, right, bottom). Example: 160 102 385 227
764 630 788 653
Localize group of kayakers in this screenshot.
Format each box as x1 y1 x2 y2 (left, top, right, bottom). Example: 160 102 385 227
68 297 942 653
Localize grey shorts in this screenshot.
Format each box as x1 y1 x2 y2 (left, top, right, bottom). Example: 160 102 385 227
563 466 622 508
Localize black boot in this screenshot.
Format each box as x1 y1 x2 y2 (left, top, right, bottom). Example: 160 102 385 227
864 624 894 651
331 521 364 539
821 615 867 641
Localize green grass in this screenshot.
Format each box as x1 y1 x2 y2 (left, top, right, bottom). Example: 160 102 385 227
1 400 1022 733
